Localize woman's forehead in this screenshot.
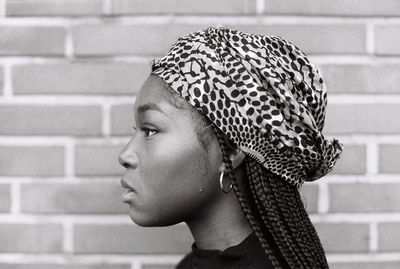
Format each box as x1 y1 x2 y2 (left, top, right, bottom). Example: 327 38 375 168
135 76 166 109
134 76 187 122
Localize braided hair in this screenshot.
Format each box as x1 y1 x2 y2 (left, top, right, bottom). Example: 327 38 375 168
212 124 329 269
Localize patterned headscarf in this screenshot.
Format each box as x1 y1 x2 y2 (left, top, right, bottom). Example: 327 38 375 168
152 27 343 188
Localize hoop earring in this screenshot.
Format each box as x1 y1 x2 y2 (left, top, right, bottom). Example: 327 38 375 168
219 171 232 193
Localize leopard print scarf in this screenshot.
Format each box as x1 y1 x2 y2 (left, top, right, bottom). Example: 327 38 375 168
151 27 343 188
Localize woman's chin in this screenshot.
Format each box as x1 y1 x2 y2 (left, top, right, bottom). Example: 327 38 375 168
128 210 161 227
128 209 179 227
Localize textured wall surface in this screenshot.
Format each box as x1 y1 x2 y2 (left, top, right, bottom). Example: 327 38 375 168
0 0 399 268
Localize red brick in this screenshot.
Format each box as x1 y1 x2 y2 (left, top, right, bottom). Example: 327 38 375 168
13 63 150 95
328 145 366 175
75 145 124 176
314 223 369 253
111 0 252 15
376 25 400 56
379 223 400 251
320 64 400 94
142 265 175 269
74 224 192 254
264 0 400 16
223 24 366 55
0 264 130 269
324 104 400 134
0 146 64 176
111 104 134 136
331 262 400 269
0 223 62 252
21 181 125 214
379 144 400 174
299 184 318 213
0 26 65 56
6 0 103 16
0 184 11 212
73 25 215 56
329 183 400 212
0 105 102 136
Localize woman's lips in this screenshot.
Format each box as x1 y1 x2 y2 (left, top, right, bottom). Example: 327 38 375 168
120 178 135 190
122 189 136 203
120 178 136 203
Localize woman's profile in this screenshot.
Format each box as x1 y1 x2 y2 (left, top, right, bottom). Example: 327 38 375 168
119 27 343 268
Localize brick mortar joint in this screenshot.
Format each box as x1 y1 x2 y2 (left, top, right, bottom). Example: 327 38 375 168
2 15 400 26
0 0 4 17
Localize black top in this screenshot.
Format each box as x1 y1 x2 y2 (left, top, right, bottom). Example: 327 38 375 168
175 232 274 269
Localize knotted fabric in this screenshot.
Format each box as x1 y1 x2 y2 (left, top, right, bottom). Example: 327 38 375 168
152 27 343 187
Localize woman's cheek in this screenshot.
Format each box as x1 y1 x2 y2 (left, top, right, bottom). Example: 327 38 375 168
142 136 210 210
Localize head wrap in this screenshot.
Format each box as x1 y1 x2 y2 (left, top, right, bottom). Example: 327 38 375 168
151 27 343 188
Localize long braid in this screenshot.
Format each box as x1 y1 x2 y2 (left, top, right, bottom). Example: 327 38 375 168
250 158 330 268
246 157 299 268
212 125 329 268
245 156 285 268
281 181 324 265
212 125 283 268
270 171 314 267
278 183 317 266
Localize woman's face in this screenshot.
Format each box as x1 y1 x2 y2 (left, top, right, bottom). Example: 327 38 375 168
119 75 223 227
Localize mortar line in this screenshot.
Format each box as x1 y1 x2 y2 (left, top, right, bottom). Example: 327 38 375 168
2 63 12 98
102 0 113 15
0 95 136 105
131 261 141 269
64 23 74 59
0 253 184 263
1 55 399 65
366 141 379 177
10 182 21 214
0 0 5 17
63 220 74 253
4 252 400 263
318 181 329 214
1 94 400 105
102 103 111 137
369 221 378 252
0 136 129 145
310 213 400 223
329 95 400 104
65 139 75 178
327 252 400 262
366 21 376 55
255 0 265 15
0 15 400 26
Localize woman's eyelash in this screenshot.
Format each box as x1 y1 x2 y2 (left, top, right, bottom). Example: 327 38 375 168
133 126 157 137
141 127 157 137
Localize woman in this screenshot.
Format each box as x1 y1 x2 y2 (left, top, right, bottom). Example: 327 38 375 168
119 27 343 268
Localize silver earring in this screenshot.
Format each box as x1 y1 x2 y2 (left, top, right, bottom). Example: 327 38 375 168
219 171 232 193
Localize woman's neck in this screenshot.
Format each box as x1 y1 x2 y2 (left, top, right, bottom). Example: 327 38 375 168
185 189 253 251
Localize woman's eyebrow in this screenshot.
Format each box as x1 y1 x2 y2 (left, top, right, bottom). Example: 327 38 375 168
136 103 166 116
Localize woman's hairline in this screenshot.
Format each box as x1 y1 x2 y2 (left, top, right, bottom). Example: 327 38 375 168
151 74 215 151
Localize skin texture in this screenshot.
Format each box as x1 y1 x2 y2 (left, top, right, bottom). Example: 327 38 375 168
119 75 252 250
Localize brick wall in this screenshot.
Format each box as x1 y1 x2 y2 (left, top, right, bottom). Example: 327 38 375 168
0 0 399 268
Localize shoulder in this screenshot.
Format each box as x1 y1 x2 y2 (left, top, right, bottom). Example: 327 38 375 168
175 252 195 269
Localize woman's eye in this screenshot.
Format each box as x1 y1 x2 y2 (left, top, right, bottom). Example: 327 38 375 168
141 128 157 137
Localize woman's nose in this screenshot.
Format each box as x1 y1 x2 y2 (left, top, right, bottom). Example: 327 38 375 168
118 139 138 169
